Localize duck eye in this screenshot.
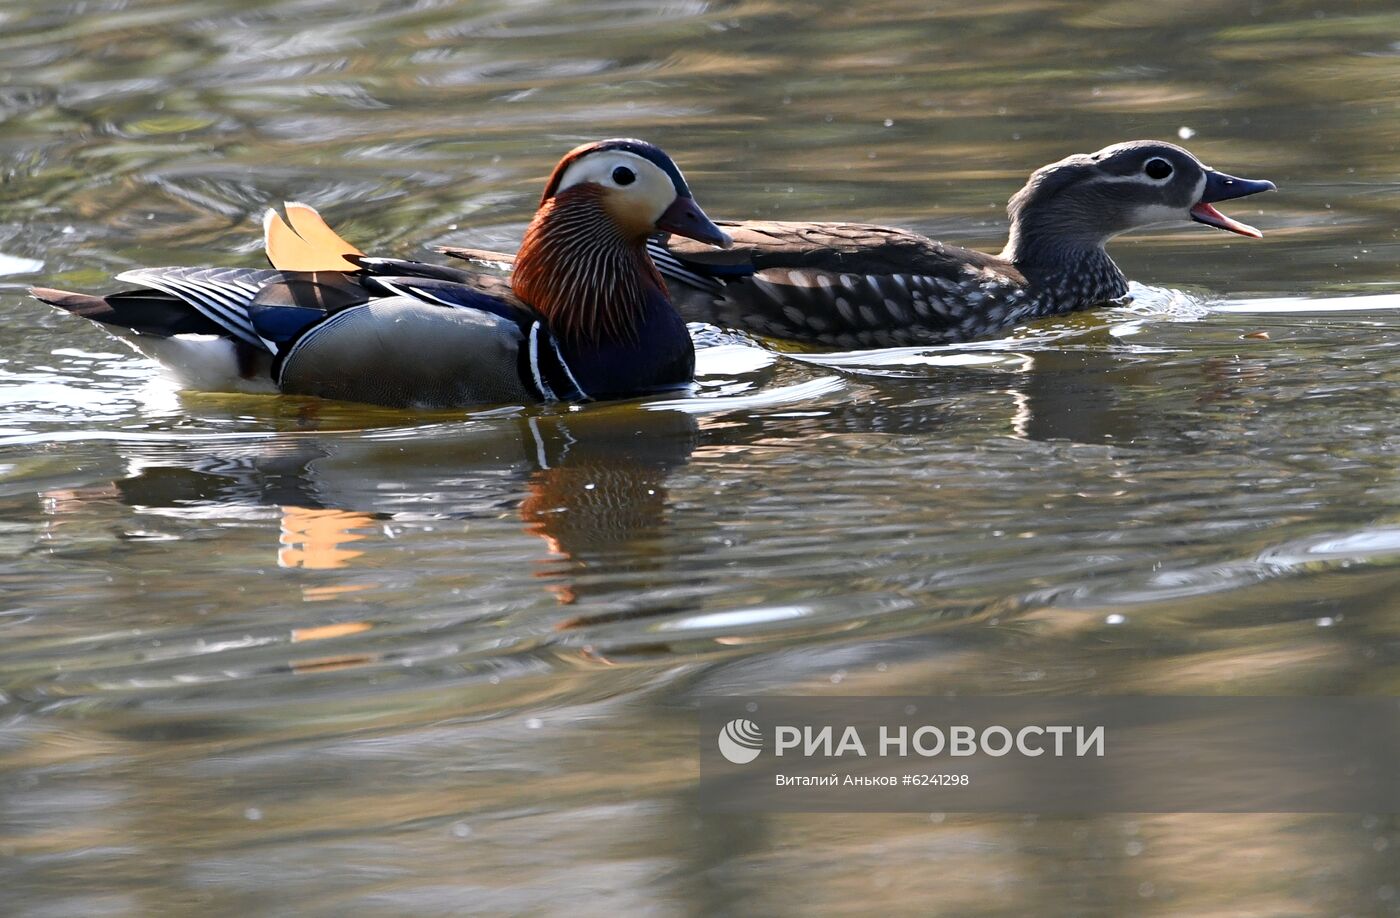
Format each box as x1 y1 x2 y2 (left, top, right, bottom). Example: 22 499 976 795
1144 158 1173 180
611 166 636 186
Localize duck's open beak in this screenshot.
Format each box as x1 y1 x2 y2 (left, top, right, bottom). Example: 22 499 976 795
1190 170 1277 238
656 195 732 249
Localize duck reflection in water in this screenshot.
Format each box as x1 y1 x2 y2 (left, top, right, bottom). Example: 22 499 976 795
40 407 701 617
517 411 692 609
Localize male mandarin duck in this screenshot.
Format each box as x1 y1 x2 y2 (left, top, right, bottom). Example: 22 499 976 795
31 139 731 408
446 141 1275 349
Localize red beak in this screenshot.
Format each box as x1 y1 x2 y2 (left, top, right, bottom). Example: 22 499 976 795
655 196 732 249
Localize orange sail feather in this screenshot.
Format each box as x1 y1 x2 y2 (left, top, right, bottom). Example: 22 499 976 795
263 202 365 272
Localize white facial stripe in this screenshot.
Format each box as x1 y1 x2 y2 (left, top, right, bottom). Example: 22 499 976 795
555 150 678 223
1094 168 1207 225
1088 174 1173 186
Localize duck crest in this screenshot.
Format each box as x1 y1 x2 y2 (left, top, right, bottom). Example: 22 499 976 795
511 184 665 343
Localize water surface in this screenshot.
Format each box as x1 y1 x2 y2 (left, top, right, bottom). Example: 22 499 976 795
2 1 1400 915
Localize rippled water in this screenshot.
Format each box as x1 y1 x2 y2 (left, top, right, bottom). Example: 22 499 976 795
3 1 1400 915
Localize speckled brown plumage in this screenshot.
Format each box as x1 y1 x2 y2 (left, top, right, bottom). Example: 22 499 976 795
659 221 1056 349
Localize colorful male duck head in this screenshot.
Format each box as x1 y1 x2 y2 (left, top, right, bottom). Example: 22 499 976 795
539 138 732 247
513 139 730 340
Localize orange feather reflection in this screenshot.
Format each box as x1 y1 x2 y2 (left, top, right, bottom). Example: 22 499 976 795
277 507 375 570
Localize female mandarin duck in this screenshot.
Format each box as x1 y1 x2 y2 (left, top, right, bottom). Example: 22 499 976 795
447 141 1275 349
31 139 731 408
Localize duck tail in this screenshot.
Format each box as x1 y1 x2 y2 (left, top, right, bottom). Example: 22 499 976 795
31 284 231 338
263 202 365 272
30 286 112 319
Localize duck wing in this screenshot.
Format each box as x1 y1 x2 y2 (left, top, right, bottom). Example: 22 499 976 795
663 221 951 274
653 221 1031 348
109 266 287 347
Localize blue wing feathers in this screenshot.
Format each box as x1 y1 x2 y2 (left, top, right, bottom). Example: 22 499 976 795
245 303 328 346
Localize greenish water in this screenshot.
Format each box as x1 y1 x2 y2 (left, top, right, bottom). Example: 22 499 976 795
2 1 1400 915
